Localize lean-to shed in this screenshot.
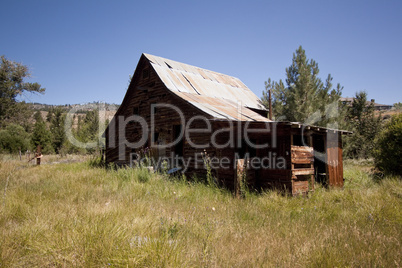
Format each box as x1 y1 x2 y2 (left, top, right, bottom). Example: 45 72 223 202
105 53 349 195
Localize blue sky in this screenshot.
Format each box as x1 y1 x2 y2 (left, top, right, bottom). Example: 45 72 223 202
1 0 401 105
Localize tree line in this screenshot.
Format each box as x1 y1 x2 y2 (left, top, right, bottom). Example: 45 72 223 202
0 107 104 156
0 55 105 155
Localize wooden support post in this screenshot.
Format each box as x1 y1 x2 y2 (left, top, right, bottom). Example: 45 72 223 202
36 145 42 165
236 159 246 198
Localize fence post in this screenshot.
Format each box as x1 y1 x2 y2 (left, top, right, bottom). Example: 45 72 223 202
36 145 42 165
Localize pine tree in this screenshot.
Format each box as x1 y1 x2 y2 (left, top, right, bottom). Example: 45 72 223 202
46 107 54 122
262 46 344 127
49 107 66 153
33 111 43 122
31 111 54 154
344 91 382 158
76 109 102 153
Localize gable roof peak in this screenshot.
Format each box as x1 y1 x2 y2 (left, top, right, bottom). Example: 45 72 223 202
142 53 266 112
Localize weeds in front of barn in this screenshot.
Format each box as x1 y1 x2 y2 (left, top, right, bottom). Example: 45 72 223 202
0 156 400 267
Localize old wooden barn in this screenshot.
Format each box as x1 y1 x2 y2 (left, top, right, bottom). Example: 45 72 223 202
105 53 348 195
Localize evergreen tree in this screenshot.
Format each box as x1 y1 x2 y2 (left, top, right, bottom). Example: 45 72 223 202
82 110 99 141
76 109 103 153
46 107 54 122
77 115 82 133
33 110 44 122
343 91 382 158
262 46 344 127
49 107 66 153
31 111 54 154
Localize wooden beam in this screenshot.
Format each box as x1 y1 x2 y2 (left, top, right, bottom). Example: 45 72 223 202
292 168 314 176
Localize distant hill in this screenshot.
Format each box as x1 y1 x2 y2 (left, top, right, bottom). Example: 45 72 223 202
30 102 120 113
29 102 119 126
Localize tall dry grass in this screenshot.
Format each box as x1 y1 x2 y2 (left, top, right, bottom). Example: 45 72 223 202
0 156 400 267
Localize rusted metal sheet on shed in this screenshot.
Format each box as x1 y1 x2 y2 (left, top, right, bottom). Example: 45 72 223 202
144 53 267 112
326 132 344 187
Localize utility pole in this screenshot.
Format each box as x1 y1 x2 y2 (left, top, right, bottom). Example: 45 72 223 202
268 89 272 120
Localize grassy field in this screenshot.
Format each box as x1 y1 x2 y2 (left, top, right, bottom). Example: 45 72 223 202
0 155 401 267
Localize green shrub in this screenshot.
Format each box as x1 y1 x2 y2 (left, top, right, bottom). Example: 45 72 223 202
0 124 30 153
114 166 151 183
88 155 105 168
136 167 151 183
374 113 402 176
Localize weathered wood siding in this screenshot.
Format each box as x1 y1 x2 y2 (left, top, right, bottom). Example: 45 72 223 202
291 146 314 195
105 55 208 165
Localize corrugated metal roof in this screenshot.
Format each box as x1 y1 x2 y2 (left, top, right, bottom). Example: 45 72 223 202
144 53 269 122
174 91 270 121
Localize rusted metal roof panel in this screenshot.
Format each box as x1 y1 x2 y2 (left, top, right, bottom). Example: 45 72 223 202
151 64 178 92
145 54 166 67
153 65 191 93
173 92 270 122
143 53 268 121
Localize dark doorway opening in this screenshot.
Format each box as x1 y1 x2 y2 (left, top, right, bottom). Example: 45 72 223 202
313 134 327 186
173 125 184 167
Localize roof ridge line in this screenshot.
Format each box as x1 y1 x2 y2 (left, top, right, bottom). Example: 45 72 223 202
143 53 241 80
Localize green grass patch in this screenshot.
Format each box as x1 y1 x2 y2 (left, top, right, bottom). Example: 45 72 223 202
0 157 400 266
